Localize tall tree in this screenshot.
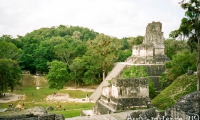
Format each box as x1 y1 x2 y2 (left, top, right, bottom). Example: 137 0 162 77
20 31 42 73
0 39 22 94
54 37 86 66
87 34 122 81
46 60 70 90
127 36 144 49
175 0 200 90
82 51 102 85
164 39 188 59
69 57 85 88
0 59 22 95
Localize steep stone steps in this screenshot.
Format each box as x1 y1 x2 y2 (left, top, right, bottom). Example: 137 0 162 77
97 100 116 113
89 62 127 102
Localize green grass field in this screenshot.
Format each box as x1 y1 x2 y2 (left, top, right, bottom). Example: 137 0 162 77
0 87 95 118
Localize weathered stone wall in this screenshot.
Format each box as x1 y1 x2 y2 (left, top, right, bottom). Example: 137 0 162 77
109 97 149 110
94 101 113 115
111 78 149 98
132 21 165 57
165 91 200 119
132 45 155 57
102 86 111 98
143 21 164 45
131 56 169 64
145 65 166 76
155 48 164 56
145 64 166 90
149 76 161 90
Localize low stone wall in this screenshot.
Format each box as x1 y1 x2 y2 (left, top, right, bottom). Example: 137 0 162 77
145 64 166 76
0 107 65 120
129 108 157 119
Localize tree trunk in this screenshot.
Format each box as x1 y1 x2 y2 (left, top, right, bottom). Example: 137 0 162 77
75 71 77 89
11 85 14 92
197 58 200 90
196 12 200 91
92 84 94 89
0 81 3 96
197 38 200 91
103 70 105 81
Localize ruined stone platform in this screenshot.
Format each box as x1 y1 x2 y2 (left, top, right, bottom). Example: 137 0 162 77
65 110 134 120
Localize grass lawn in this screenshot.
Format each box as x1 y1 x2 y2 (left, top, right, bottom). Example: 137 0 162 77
0 87 95 118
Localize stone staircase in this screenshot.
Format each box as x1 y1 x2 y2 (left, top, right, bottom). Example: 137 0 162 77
98 100 117 113
89 62 127 102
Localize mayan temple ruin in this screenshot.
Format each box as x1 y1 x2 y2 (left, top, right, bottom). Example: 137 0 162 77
131 21 166 63
90 21 169 100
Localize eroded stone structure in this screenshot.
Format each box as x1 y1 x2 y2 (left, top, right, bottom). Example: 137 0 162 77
130 21 169 64
128 21 169 90
93 78 151 115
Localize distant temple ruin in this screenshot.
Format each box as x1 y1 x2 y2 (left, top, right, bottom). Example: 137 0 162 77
131 21 168 64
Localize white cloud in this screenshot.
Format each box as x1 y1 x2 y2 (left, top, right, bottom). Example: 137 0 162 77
0 0 185 39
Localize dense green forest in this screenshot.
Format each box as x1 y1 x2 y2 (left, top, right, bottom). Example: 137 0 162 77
0 2 199 95
0 25 144 93
0 24 198 98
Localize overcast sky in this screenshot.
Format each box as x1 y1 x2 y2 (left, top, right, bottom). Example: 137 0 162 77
0 0 185 39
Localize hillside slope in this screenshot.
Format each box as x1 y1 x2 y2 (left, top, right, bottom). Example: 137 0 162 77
19 74 48 87
152 73 197 110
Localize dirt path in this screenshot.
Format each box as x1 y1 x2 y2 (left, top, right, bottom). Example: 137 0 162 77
0 87 95 103
0 93 25 103
46 93 91 103
65 87 95 92
46 87 95 103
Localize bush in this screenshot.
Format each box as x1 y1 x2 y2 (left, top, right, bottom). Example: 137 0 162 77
148 79 156 99
160 50 197 88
